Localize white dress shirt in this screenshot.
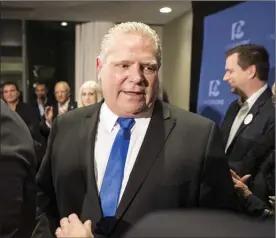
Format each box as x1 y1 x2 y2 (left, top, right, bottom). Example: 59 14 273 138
37 100 46 116
94 103 152 203
58 99 70 115
225 84 268 152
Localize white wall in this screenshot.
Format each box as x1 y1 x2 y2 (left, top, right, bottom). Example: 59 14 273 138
162 11 193 110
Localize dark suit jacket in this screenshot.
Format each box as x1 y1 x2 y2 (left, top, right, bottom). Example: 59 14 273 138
15 101 46 170
39 99 77 139
15 101 41 127
31 97 54 123
124 210 275 238
221 88 275 175
245 130 275 204
34 100 239 238
0 99 37 238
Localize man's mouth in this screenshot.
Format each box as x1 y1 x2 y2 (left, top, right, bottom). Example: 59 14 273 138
123 91 145 95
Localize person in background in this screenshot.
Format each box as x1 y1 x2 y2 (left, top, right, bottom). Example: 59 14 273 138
0 99 37 238
2 81 46 169
2 82 40 127
221 44 274 202
40 81 77 138
230 82 275 217
78 80 103 108
32 82 53 121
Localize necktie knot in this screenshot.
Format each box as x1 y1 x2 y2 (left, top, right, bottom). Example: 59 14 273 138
117 118 135 130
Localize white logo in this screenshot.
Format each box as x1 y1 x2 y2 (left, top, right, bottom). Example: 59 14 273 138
231 20 245 40
208 80 221 97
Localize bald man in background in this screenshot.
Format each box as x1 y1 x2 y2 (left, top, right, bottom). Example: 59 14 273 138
40 81 77 138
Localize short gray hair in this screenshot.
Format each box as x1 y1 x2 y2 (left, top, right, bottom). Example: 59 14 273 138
99 22 162 67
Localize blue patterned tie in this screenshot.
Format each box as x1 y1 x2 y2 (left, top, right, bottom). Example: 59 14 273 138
100 117 135 217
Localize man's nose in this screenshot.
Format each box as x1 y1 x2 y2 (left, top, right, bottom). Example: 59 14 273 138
129 66 144 83
223 73 229 82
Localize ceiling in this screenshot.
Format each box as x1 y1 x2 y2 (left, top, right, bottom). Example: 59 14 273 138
0 1 192 25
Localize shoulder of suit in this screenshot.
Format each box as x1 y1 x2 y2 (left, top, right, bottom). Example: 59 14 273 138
259 97 275 117
56 103 100 123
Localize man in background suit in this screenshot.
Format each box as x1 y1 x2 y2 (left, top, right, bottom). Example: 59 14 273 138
2 81 46 170
40 81 77 138
31 82 53 121
35 22 239 238
221 44 275 203
0 99 37 238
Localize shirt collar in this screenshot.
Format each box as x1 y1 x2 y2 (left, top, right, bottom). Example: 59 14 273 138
58 99 70 109
100 102 119 132
245 84 268 109
99 102 153 132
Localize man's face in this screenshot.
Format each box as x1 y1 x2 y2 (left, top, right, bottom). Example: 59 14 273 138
97 33 159 117
35 84 47 99
223 53 249 95
55 83 70 104
3 84 19 103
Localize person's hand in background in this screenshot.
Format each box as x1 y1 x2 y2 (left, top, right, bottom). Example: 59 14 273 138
230 169 252 197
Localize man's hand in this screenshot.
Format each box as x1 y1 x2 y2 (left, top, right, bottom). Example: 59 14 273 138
269 196 275 209
45 106 53 122
230 169 252 197
55 214 93 238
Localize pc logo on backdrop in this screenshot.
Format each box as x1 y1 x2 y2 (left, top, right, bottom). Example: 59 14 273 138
208 80 221 97
231 20 245 40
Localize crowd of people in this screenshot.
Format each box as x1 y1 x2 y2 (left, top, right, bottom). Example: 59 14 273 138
0 22 274 238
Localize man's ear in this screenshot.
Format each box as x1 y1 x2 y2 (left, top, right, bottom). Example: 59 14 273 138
96 56 103 81
96 56 103 71
247 65 257 80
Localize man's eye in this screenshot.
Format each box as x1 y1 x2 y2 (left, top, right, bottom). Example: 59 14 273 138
118 64 129 69
143 65 157 73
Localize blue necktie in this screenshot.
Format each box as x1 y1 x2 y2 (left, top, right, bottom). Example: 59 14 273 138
100 117 135 217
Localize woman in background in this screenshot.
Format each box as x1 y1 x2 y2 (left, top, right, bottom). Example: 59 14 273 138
78 81 103 108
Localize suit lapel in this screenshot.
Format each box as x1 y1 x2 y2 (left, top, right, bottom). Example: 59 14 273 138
53 104 58 119
228 88 272 151
116 101 176 219
68 100 77 111
222 102 240 143
78 103 102 222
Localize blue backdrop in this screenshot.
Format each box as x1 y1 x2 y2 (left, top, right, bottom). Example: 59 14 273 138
196 1 275 125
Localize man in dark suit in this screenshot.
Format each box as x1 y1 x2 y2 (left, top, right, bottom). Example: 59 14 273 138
0 99 37 238
35 22 239 238
221 44 275 190
2 81 46 170
31 82 53 120
40 81 77 139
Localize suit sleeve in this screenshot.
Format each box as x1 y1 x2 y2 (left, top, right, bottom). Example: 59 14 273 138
199 122 240 212
0 100 36 237
240 120 275 176
33 118 60 238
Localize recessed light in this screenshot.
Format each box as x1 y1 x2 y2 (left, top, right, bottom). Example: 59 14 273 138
61 22 68 26
160 7 172 13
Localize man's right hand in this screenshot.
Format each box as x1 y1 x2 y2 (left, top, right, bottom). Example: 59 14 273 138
45 106 53 123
